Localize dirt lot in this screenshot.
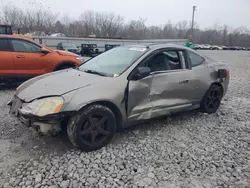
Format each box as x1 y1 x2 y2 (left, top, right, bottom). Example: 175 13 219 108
0 50 250 188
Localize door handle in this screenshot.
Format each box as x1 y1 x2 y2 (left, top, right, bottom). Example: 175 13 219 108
179 80 189 84
16 55 25 58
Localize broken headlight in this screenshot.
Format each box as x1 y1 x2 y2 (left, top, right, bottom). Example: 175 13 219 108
20 97 64 117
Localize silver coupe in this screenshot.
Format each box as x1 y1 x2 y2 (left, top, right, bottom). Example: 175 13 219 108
9 44 230 151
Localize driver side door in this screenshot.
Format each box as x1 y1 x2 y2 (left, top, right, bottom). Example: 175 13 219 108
126 51 159 121
126 73 154 121
127 48 197 121
149 49 197 115
9 38 49 76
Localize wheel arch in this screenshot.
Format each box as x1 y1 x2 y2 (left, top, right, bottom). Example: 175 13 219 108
200 82 224 105
211 82 224 95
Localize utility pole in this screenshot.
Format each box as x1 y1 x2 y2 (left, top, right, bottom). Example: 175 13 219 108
191 6 197 42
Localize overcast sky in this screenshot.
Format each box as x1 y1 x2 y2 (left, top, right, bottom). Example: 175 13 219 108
1 0 249 29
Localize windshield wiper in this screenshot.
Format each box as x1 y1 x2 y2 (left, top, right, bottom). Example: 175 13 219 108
84 69 107 77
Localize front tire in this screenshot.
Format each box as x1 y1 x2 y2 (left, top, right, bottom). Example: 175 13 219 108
200 85 223 114
67 104 116 152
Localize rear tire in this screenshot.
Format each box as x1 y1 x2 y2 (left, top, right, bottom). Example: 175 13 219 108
67 104 116 152
200 85 223 114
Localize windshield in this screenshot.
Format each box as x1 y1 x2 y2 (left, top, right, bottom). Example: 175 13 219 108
62 43 77 48
79 46 148 76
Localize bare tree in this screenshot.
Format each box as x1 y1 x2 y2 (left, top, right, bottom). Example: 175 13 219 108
147 26 163 39
176 20 188 39
79 10 96 36
0 4 250 46
96 12 124 37
124 18 147 39
1 5 24 31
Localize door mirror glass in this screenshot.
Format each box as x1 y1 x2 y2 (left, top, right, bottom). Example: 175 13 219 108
41 47 50 54
130 67 151 80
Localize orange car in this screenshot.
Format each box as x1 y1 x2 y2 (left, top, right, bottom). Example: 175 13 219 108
0 35 83 83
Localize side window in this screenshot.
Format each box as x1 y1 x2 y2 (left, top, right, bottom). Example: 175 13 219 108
11 39 41 53
0 38 10 51
145 50 183 72
188 51 205 67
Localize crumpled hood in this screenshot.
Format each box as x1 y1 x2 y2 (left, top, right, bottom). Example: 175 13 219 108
17 69 107 102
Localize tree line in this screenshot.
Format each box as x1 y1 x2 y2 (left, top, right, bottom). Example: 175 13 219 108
0 4 250 47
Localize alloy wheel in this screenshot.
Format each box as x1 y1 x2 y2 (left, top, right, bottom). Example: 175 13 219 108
79 114 110 147
205 88 222 111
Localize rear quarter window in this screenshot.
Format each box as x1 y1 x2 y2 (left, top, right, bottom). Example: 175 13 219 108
188 51 205 67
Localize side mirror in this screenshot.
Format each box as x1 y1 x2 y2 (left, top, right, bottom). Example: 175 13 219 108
41 48 50 54
130 67 151 80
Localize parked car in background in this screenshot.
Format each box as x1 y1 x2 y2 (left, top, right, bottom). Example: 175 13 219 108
0 24 34 40
211 45 223 50
105 44 121 51
0 35 83 84
200 44 212 50
192 44 249 51
0 24 12 34
193 44 201 50
57 42 81 55
26 31 46 37
80 44 99 57
50 33 66 37
228 46 237 50
9 44 230 151
198 44 206 50
221 46 229 50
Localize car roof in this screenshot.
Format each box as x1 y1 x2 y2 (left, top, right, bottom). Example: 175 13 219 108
0 34 32 40
123 43 207 59
0 34 50 49
123 43 192 51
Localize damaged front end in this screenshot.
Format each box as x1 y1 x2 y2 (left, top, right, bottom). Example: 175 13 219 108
9 95 72 136
19 113 63 136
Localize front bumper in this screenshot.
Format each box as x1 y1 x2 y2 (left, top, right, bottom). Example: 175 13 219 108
19 114 62 136
9 96 64 136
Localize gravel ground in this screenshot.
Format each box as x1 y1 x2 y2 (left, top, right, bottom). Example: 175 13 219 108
0 51 250 188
